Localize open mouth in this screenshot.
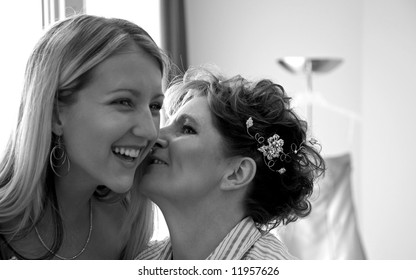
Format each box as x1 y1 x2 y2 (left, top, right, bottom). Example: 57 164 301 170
148 155 168 165
112 147 141 162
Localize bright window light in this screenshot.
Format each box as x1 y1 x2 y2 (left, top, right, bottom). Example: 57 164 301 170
0 1 43 156
86 0 161 46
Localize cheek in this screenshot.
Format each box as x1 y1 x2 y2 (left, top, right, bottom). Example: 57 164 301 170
62 111 126 160
153 115 161 139
175 147 222 181
63 127 107 165
173 145 201 169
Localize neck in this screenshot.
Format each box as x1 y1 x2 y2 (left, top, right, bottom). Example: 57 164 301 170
158 200 245 260
31 172 97 259
53 169 97 223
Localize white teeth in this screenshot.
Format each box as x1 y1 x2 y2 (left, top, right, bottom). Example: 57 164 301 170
112 147 141 158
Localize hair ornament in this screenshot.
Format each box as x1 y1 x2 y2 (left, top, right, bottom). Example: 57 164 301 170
246 117 288 174
291 138 319 155
246 117 319 174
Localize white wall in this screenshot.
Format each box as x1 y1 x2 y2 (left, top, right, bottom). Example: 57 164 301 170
185 0 363 179
185 0 416 259
362 0 416 259
86 0 161 45
0 1 42 156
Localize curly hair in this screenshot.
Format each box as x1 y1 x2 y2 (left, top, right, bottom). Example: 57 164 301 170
165 66 325 232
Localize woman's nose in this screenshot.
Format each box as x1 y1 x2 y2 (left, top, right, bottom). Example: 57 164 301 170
131 110 159 143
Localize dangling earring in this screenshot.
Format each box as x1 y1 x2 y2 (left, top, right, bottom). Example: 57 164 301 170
50 135 70 177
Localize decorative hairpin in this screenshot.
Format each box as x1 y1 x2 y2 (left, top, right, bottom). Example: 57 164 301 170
246 117 318 174
246 117 287 174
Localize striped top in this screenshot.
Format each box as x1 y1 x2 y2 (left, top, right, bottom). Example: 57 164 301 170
136 217 295 260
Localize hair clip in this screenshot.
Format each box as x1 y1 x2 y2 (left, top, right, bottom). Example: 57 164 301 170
246 117 287 174
246 117 320 174
291 138 318 155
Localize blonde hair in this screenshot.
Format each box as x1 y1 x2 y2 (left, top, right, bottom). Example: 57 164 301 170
0 14 169 259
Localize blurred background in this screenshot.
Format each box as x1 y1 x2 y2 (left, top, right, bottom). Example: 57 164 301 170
0 0 415 260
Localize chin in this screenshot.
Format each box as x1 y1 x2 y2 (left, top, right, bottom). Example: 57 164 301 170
108 184 133 194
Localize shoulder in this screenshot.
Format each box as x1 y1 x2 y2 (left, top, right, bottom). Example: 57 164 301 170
135 238 171 260
243 232 296 260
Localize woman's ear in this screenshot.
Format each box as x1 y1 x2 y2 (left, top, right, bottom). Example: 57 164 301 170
52 103 64 136
220 157 257 191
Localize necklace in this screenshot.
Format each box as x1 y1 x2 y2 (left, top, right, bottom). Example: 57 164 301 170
34 199 93 260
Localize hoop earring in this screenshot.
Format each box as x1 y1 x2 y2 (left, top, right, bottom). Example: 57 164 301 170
50 136 70 177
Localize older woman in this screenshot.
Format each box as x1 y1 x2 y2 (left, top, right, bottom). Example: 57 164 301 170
136 67 325 260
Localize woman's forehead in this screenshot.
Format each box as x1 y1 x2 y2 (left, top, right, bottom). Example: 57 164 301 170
167 96 211 126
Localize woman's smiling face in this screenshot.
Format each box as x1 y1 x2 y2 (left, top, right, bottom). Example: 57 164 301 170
139 96 233 203
58 48 163 193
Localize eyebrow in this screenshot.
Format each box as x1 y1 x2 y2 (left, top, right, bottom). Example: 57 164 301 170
108 88 138 95
171 113 200 128
108 88 164 99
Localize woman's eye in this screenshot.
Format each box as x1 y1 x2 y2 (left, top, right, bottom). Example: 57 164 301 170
114 99 133 107
182 125 196 134
150 102 163 112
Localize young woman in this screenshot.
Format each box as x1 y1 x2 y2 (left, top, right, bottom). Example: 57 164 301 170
0 14 169 259
136 67 325 260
